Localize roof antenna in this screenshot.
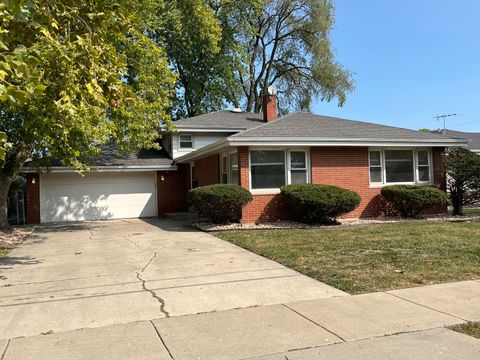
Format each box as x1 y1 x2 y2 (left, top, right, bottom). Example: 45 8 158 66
434 113 457 135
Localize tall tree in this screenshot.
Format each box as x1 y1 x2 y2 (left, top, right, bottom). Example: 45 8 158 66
238 0 354 113
0 0 176 229
155 0 258 119
160 0 354 117
443 147 480 215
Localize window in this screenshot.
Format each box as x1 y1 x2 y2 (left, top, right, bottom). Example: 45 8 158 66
385 150 414 183
289 151 307 184
369 151 382 183
369 149 432 185
222 155 228 183
250 150 286 189
229 152 239 185
179 134 193 149
417 150 431 182
250 149 309 190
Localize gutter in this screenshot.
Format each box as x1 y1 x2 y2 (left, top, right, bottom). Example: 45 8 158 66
228 137 468 147
22 164 177 173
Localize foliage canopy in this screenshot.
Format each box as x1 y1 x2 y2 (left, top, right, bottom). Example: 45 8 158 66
0 0 177 228
443 147 480 215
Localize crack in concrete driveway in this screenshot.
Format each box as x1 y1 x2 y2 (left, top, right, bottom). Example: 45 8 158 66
137 250 170 318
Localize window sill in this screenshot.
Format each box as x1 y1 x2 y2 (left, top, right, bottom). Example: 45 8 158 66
250 189 281 195
369 181 433 189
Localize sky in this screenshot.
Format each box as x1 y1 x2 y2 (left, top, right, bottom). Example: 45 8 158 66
312 0 480 132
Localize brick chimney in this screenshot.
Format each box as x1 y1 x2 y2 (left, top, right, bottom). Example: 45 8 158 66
263 94 277 122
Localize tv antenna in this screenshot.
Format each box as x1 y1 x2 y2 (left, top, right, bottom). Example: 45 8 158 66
433 113 457 135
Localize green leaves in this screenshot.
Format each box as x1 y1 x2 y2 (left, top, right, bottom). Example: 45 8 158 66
443 147 480 214
238 0 354 113
0 0 175 174
0 131 6 161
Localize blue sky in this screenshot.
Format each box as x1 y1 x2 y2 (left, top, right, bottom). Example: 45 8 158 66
312 0 480 132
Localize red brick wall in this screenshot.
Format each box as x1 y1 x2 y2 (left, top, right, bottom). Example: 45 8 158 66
310 147 381 217
26 173 40 224
263 95 277 121
193 154 220 186
157 164 190 214
432 147 446 190
237 146 447 223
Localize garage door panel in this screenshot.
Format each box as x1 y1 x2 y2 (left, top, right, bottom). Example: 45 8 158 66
40 172 157 222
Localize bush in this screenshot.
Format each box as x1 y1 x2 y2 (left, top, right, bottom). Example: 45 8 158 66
280 184 361 224
381 185 449 218
187 184 252 224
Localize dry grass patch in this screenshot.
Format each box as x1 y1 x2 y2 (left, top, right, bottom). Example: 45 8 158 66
450 322 480 339
217 222 480 294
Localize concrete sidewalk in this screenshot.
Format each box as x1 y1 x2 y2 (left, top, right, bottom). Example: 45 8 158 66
2 280 480 359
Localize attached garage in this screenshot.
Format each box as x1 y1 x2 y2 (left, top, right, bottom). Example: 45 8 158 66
40 172 157 223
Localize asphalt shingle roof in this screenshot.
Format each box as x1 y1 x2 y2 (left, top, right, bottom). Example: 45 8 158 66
445 129 480 150
230 112 454 140
173 110 264 129
51 143 174 167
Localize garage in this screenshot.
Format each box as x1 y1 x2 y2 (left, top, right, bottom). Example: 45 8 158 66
40 172 157 223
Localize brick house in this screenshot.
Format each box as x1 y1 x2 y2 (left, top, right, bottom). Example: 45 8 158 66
24 94 466 224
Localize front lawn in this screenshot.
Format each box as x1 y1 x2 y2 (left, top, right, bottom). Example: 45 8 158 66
217 221 480 294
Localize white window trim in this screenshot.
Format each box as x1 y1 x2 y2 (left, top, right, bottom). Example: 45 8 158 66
229 152 239 185
369 148 433 188
220 150 239 184
221 154 229 184
248 148 310 194
179 134 194 150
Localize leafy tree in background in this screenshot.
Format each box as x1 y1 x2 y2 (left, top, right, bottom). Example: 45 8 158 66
159 0 354 118
237 0 354 114
0 0 176 229
155 0 259 119
443 147 480 215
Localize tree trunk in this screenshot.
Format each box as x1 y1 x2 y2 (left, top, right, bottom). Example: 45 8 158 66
0 149 29 229
0 175 13 229
451 190 463 216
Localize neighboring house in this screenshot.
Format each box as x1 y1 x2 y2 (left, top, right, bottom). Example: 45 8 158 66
23 94 466 224
444 129 480 154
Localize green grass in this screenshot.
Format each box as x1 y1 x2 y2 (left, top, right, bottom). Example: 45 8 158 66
0 247 7 259
463 208 480 216
217 222 480 294
450 322 480 339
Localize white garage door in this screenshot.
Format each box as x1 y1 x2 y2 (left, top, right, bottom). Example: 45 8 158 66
40 172 157 223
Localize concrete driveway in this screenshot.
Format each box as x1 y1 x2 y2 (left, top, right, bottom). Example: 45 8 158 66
0 218 345 339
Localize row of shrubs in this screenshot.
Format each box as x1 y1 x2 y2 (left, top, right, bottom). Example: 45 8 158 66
187 183 449 224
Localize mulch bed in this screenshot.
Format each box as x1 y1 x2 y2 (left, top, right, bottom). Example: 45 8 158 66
192 214 480 232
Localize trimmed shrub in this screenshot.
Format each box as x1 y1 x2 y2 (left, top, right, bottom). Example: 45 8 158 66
280 184 361 224
380 185 449 218
187 184 252 224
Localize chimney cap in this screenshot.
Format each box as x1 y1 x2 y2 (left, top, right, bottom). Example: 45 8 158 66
267 85 277 96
